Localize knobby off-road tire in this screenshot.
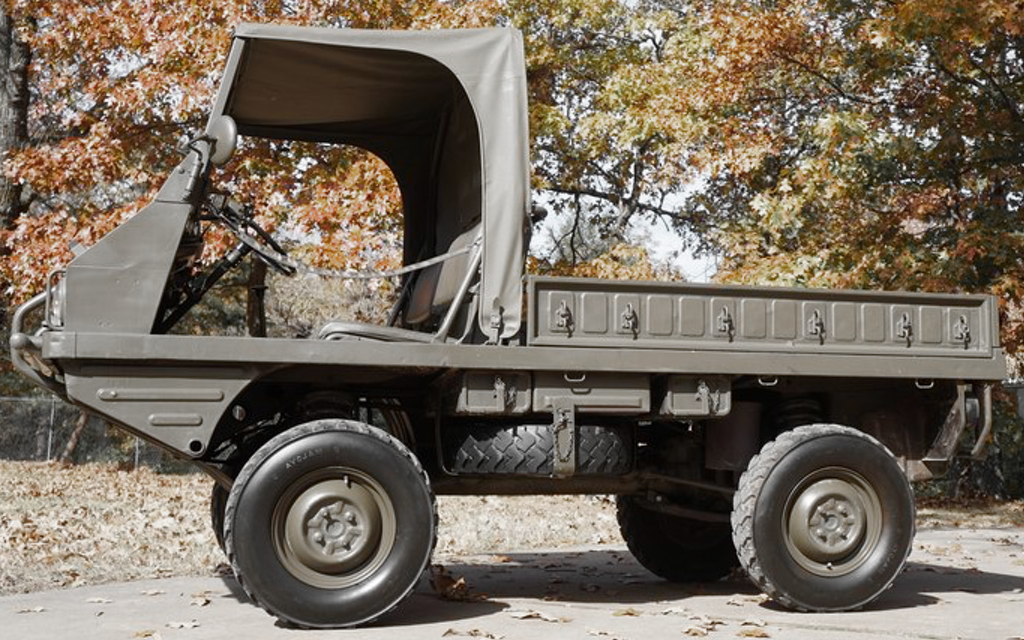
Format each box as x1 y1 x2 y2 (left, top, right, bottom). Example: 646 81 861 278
224 419 436 628
210 482 229 554
445 424 632 475
731 424 915 612
617 496 738 583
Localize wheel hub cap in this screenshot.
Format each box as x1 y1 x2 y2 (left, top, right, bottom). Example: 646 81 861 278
784 469 882 577
307 500 365 558
274 468 393 585
791 479 867 561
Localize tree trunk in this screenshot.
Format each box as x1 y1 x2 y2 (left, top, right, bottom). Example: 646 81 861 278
59 410 89 464
0 11 30 236
247 258 268 337
0 13 31 368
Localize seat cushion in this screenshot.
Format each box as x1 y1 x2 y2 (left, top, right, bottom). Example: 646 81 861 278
317 321 436 343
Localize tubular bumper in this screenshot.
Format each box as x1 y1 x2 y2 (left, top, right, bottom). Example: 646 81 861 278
9 291 66 398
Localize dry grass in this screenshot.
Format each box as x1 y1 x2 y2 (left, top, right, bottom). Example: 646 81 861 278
2 461 1021 596
0 462 623 595
916 496 1024 529
0 462 222 595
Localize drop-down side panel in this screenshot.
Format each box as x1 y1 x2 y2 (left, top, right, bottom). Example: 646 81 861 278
528 276 999 360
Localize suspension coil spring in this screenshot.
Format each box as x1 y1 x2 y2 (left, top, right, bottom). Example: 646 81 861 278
774 397 824 432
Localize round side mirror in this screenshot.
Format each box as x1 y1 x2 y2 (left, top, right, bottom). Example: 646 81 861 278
207 115 238 166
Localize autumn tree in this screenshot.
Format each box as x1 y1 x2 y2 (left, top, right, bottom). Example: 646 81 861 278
1 0 498 299
630 0 1024 354
0 7 30 393
509 0 692 273
5 0 1022 345
0 0 498 455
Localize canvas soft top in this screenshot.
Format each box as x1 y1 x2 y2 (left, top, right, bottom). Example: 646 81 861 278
208 23 530 339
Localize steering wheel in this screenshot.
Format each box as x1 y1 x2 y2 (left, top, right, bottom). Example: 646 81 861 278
205 194 296 276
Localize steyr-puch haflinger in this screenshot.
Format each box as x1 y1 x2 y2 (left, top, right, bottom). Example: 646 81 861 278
9 24 1006 628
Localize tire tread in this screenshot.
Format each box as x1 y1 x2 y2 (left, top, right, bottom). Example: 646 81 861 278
446 424 632 475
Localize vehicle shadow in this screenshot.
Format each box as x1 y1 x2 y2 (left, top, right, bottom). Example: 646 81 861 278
432 549 1024 612
430 548 757 605
861 561 1024 611
216 548 1024 626
217 572 510 628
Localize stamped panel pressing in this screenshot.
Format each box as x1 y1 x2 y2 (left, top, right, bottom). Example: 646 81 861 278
741 299 767 339
679 297 706 337
920 307 943 344
771 300 798 340
647 295 674 336
581 292 608 334
832 303 857 342
863 304 886 342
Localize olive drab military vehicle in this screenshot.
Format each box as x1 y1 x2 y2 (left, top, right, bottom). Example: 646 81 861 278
10 24 1007 628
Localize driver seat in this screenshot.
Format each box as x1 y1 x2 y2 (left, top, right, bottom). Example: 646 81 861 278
317 224 481 343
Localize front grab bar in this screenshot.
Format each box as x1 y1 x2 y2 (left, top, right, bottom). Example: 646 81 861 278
9 292 65 396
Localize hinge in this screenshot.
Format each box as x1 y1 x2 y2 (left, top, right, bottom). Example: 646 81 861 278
620 302 639 338
551 398 576 478
806 309 825 345
716 306 735 342
896 312 913 347
493 375 517 412
555 300 574 336
695 379 722 415
953 314 971 349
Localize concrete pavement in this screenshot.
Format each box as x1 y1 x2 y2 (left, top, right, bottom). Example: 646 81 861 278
3 528 1024 640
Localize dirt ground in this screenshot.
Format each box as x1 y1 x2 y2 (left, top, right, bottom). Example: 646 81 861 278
1 461 1022 597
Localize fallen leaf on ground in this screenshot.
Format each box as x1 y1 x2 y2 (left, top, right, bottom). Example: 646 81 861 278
133 631 160 639
741 619 767 627
430 565 487 602
659 606 688 616
140 589 165 596
441 628 503 639
189 596 210 607
613 607 643 617
685 615 727 635
737 629 770 638
15 606 45 613
509 610 570 623
86 597 112 604
683 627 708 637
166 620 200 629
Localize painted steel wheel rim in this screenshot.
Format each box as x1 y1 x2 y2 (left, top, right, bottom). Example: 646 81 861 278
271 467 396 589
782 466 883 578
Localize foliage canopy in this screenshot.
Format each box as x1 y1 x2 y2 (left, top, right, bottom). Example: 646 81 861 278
0 0 1021 356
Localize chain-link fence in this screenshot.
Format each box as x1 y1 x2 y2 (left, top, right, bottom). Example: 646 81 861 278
0 396 171 468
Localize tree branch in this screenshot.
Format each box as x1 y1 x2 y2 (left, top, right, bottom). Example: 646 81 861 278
774 52 888 107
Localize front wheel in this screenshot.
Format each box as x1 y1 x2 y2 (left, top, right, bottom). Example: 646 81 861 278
225 419 436 628
732 424 915 611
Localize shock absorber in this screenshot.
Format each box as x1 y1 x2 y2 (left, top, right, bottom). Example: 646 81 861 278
774 397 824 432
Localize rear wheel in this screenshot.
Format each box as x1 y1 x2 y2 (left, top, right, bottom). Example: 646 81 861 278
732 424 914 611
617 496 737 583
225 419 436 628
